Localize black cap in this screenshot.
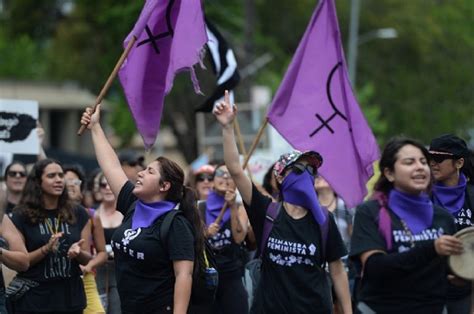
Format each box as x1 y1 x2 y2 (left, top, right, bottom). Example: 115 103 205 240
429 134 469 158
118 150 145 167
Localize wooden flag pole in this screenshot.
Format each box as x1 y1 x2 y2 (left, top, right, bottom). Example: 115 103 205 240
77 36 137 135
234 119 254 182
214 117 269 225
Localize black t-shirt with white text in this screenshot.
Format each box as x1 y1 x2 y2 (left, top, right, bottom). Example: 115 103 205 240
113 181 195 313
244 184 347 314
10 205 89 311
350 200 456 314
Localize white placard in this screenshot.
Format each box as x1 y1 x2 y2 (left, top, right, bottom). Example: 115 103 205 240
0 99 39 155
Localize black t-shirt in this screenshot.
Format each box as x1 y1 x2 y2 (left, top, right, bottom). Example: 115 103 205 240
113 181 195 312
10 205 89 311
244 184 347 314
350 199 456 314
5 201 15 217
207 218 244 278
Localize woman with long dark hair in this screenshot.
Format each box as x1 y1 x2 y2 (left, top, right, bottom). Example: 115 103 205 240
9 158 92 313
428 134 473 314
81 105 205 314
214 92 352 314
350 137 463 314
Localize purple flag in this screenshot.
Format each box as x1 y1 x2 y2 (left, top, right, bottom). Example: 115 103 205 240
119 0 207 148
267 0 379 208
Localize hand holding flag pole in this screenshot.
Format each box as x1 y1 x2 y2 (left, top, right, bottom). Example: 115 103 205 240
213 90 269 225
77 37 137 135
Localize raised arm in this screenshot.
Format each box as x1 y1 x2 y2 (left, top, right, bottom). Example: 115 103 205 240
80 104 128 197
213 91 252 205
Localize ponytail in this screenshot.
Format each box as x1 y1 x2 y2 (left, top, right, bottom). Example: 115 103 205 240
181 186 205 272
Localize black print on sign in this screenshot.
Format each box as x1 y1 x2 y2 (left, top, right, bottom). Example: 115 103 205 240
309 62 350 138
0 112 36 142
136 0 176 54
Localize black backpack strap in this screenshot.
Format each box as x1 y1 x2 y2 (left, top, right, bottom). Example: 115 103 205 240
320 209 330 264
160 210 182 253
197 200 207 224
258 202 281 257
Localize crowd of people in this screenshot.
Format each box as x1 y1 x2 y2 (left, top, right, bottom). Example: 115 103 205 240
0 96 472 314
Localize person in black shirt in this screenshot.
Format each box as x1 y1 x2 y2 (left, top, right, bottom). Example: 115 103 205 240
350 137 464 314
204 164 249 314
9 158 92 313
81 105 204 314
428 134 473 314
213 91 352 314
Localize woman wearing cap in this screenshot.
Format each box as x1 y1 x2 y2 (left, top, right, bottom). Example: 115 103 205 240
193 165 215 201
429 134 473 314
81 105 204 314
202 164 250 314
350 137 463 314
213 91 351 314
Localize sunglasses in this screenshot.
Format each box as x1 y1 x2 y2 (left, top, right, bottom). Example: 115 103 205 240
214 168 230 178
429 154 457 164
99 182 109 188
7 171 26 178
196 173 214 182
290 163 317 176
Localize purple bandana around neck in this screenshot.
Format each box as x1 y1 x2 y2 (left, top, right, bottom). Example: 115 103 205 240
131 200 177 229
281 171 326 225
206 190 231 227
432 173 467 215
388 189 434 234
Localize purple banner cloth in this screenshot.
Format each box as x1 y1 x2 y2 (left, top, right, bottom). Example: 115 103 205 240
281 171 326 225
432 173 467 215
132 200 176 229
389 189 434 234
266 0 379 208
205 190 231 228
119 0 207 148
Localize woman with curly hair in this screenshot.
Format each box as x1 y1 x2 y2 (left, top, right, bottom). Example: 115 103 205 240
8 158 92 313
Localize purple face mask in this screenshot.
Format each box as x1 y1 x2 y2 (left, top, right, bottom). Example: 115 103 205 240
432 173 467 215
281 170 327 225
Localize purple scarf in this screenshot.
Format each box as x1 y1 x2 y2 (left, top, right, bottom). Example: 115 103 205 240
388 189 433 234
281 171 327 225
131 200 177 229
205 191 231 227
432 174 467 215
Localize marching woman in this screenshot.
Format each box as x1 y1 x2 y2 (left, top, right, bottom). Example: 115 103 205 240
214 91 352 314
429 134 473 314
204 164 249 314
350 137 463 314
3 161 28 217
9 158 92 313
81 105 204 314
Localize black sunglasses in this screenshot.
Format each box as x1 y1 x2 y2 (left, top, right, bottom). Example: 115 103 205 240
196 173 214 182
290 163 317 176
7 171 26 178
429 154 457 164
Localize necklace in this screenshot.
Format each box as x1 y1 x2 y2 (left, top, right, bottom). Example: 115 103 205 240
45 214 61 234
400 219 415 248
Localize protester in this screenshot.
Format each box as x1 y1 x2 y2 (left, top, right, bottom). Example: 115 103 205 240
81 105 204 314
203 164 250 314
118 150 145 183
213 92 352 314
193 164 215 201
260 163 278 200
350 137 463 314
9 158 92 313
94 172 123 314
64 164 108 314
429 134 473 314
3 161 28 217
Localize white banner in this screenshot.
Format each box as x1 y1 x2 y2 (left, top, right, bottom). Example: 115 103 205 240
0 99 39 155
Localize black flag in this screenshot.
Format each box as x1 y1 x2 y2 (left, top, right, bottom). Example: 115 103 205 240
195 18 240 112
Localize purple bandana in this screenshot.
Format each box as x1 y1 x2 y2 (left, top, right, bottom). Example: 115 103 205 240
281 171 326 225
388 189 434 234
132 200 177 229
432 174 467 215
205 190 231 227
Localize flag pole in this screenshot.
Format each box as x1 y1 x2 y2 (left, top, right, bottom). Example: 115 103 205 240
214 117 269 225
77 36 137 135
234 119 254 181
